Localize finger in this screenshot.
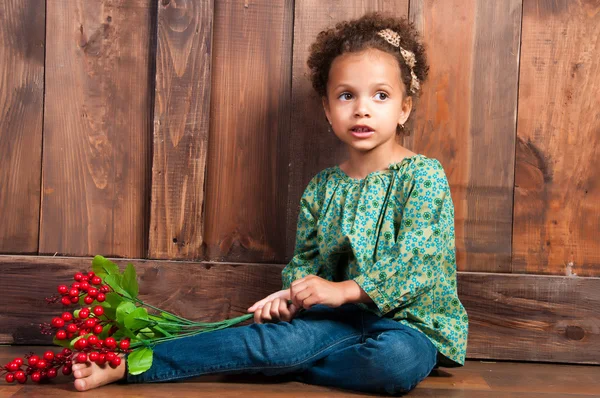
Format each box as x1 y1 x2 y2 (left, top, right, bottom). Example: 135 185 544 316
248 290 290 312
254 307 263 324
290 283 308 308
278 300 291 322
269 298 281 321
294 289 313 309
261 301 273 322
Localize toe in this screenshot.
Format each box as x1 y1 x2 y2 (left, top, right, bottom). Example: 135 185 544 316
74 378 87 392
74 366 93 379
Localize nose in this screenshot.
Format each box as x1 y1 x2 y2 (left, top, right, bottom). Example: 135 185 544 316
354 97 371 118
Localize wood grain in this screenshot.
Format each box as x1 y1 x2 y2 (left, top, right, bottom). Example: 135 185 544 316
203 0 294 263
148 0 214 259
2 345 600 396
513 0 600 276
40 0 155 257
286 0 409 258
0 0 45 253
408 0 522 273
1 255 598 365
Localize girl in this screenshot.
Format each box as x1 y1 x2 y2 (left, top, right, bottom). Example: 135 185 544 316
71 12 468 395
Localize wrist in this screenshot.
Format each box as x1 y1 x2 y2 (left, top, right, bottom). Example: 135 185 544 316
339 280 371 305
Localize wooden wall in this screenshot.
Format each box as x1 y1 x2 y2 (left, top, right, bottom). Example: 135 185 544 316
0 0 598 364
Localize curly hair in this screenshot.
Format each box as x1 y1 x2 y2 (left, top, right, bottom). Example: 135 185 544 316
307 12 429 135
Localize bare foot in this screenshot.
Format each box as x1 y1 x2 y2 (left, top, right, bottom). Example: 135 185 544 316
72 356 126 392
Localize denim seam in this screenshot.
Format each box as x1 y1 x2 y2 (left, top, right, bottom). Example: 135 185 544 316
144 332 363 383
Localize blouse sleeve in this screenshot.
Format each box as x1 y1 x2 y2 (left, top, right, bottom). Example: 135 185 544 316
281 172 325 290
352 160 452 315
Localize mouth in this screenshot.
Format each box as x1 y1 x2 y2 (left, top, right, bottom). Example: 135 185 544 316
350 125 375 138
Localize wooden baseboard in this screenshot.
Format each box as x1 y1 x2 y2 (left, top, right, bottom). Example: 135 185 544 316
0 255 597 364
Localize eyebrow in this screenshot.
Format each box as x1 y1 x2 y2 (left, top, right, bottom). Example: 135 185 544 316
333 82 394 91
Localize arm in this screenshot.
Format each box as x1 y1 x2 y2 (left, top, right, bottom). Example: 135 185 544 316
281 172 325 290
351 160 451 315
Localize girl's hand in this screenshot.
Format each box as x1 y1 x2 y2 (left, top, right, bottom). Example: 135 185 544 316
247 289 300 324
290 275 346 310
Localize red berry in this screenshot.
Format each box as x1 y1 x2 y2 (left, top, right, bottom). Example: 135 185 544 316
81 275 89 282
88 352 99 362
80 281 90 291
67 332 74 339
5 373 15 383
43 351 54 361
91 276 102 285
69 288 79 297
88 335 99 345
56 330 67 340
96 293 106 302
61 312 73 321
79 308 90 319
84 296 94 305
28 355 39 366
110 357 121 367
105 352 116 361
51 317 65 328
88 288 98 298
97 354 106 365
85 318 96 328
105 337 116 348
118 339 130 350
61 348 72 356
36 359 47 369
47 368 57 378
61 296 72 306
67 324 78 333
75 338 88 350
31 371 41 382
8 362 19 371
76 353 87 363
71 282 81 289
70 296 79 303
62 365 72 375
13 358 23 367
74 272 84 281
15 370 26 383
78 329 87 336
93 324 104 334
87 271 95 279
100 285 110 293
58 285 69 295
93 306 104 316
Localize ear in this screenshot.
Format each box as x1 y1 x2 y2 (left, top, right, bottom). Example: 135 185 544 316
322 96 332 124
397 95 413 126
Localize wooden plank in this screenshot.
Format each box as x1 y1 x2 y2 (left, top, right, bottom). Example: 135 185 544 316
148 0 214 260
512 0 600 276
0 0 45 253
202 0 294 263
408 0 522 273
40 0 155 258
287 0 409 258
1 255 598 364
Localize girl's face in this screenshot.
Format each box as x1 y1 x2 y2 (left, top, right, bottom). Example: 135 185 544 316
322 48 412 153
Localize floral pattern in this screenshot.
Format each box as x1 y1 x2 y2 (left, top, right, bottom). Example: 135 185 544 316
282 154 468 366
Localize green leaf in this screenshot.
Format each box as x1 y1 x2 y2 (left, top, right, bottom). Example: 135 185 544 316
92 255 120 279
136 327 155 339
105 274 131 298
122 263 139 299
125 307 151 331
160 312 184 323
53 336 71 348
127 347 153 375
105 292 123 308
116 301 137 326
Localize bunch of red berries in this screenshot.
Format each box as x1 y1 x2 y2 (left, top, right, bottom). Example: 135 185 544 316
2 270 131 384
3 348 74 384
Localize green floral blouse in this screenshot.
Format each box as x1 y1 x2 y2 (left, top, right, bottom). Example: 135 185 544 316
281 154 468 366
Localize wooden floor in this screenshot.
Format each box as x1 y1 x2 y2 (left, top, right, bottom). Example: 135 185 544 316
1 346 599 397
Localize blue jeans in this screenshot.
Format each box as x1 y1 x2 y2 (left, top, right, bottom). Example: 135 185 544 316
125 304 438 395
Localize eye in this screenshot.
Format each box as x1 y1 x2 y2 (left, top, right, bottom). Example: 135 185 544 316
375 92 389 101
338 92 353 101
